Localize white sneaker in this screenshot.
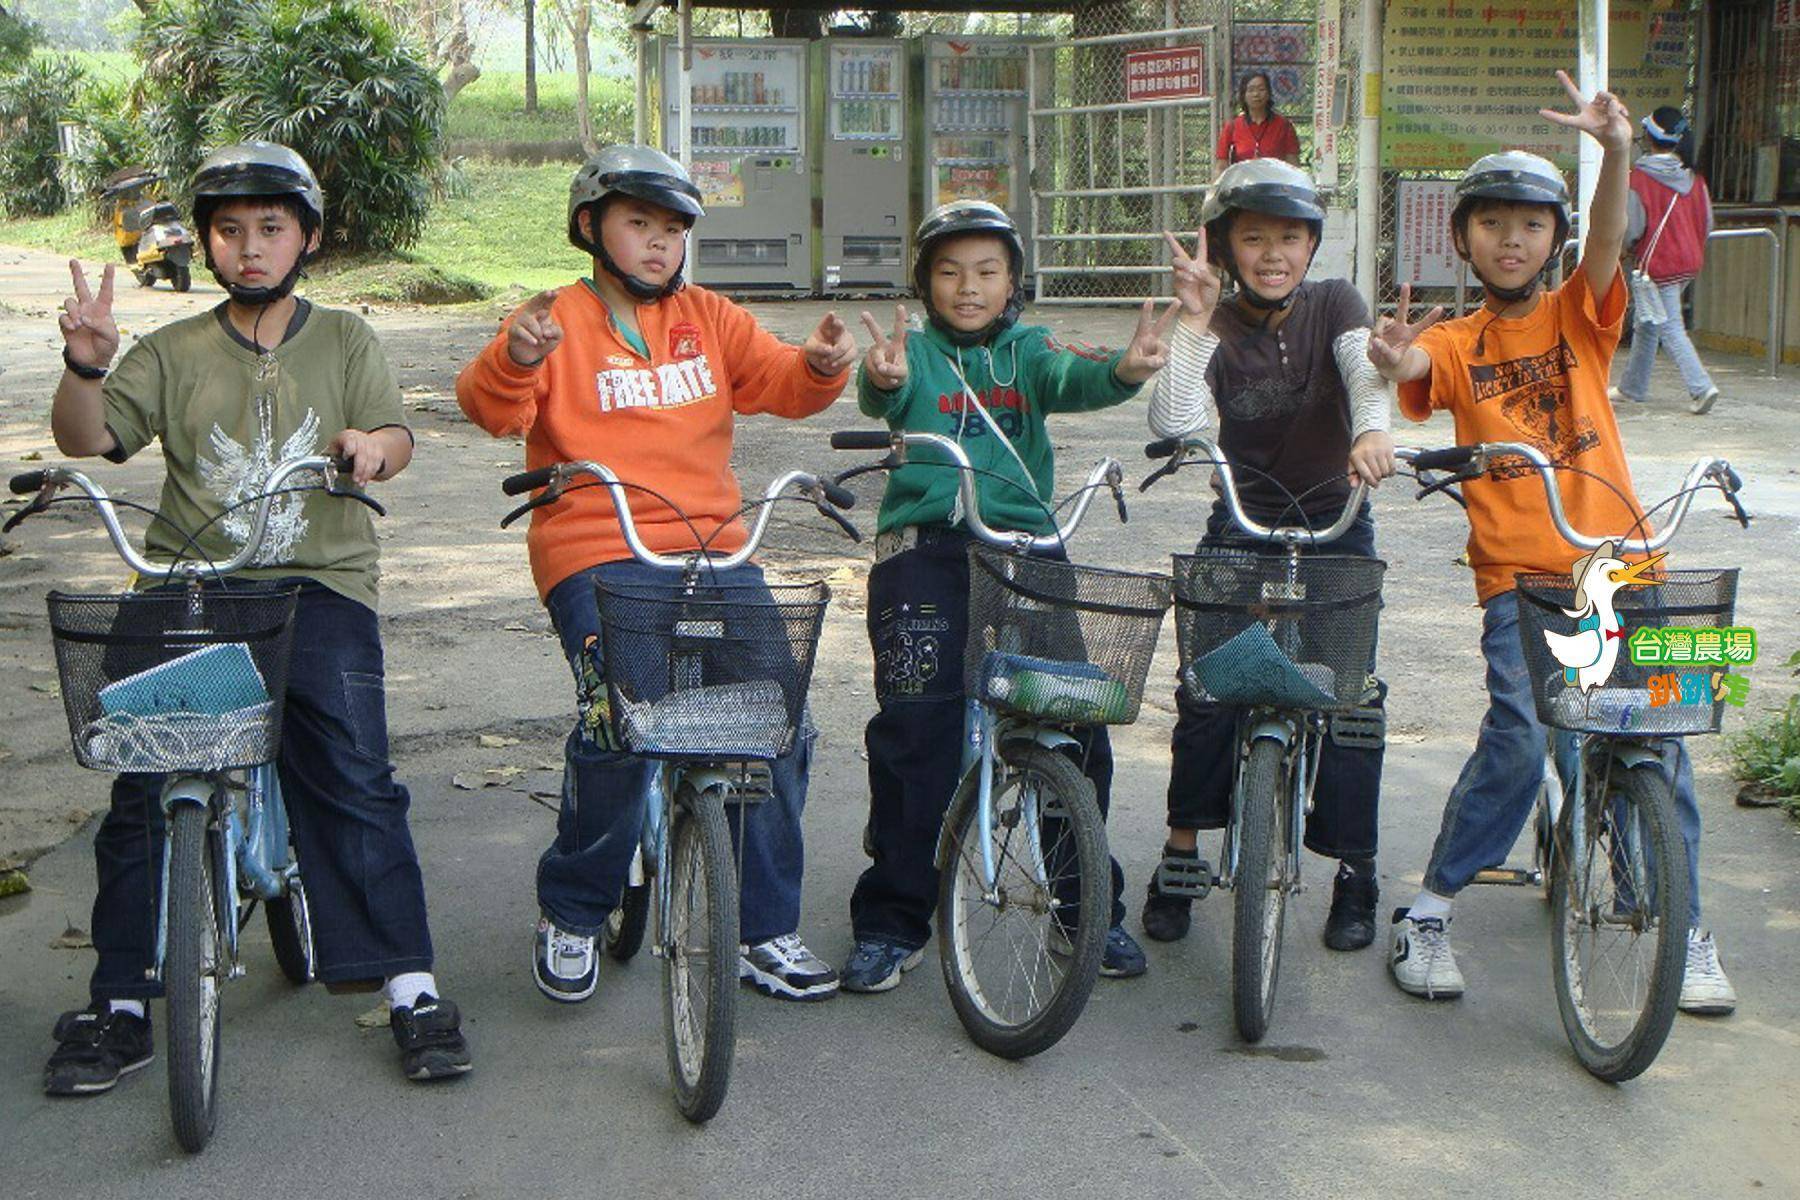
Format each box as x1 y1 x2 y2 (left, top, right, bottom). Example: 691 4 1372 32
1389 908 1465 999
1679 929 1737 1015
534 918 598 1003
739 932 840 1001
1689 387 1721 415
1607 385 1624 404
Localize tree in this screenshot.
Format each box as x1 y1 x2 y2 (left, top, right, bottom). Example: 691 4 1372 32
367 0 485 102
0 54 84 217
550 0 596 153
524 0 536 113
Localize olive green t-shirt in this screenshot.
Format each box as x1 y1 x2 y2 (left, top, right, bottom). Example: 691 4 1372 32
101 301 407 611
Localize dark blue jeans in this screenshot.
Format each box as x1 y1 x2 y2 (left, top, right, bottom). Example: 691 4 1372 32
852 530 1125 951
90 583 433 1000
1164 502 1384 860
539 561 812 943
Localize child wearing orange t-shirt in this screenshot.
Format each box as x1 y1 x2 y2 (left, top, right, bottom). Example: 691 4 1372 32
457 146 856 1005
1369 74 1735 1014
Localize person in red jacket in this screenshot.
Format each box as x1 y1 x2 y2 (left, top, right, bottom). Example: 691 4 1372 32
457 145 856 1005
1610 106 1720 414
1213 72 1301 177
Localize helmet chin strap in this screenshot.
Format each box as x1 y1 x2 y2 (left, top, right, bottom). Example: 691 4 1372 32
596 238 687 301
213 262 305 307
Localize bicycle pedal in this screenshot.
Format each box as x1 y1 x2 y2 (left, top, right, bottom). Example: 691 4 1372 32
724 763 774 806
1153 854 1213 900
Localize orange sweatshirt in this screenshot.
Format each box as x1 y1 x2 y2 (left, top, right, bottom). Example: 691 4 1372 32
457 282 847 599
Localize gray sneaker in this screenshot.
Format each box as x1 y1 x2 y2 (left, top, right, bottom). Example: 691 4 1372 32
1690 387 1721 415
740 933 840 1001
1679 929 1737 1015
1389 908 1465 999
534 917 598 1003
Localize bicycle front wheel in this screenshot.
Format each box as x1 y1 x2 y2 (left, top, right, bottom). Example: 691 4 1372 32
1231 737 1292 1044
939 742 1107 1060
1550 758 1690 1082
166 802 223 1152
661 785 738 1123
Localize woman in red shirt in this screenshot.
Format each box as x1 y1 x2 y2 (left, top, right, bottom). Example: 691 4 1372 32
1213 72 1301 176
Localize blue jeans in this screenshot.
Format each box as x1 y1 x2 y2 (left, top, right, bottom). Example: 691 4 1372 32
1421 591 1703 925
539 561 812 943
90 583 434 1000
1619 280 1715 401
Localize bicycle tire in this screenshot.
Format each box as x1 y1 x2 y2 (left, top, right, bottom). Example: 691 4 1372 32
604 882 651 962
662 785 737 1123
1550 759 1689 1083
172 264 191 293
1231 737 1291 1044
939 742 1107 1060
265 872 315 985
166 802 223 1153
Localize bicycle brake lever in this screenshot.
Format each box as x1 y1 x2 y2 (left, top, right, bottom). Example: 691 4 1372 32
1137 454 1183 494
1722 487 1751 529
2 484 55 533
1414 472 1468 509
1110 479 1129 523
817 499 862 544
500 498 538 530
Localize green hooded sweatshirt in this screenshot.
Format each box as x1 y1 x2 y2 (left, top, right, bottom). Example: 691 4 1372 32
856 319 1140 536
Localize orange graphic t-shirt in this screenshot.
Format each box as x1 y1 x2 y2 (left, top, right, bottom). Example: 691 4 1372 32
1399 269 1652 604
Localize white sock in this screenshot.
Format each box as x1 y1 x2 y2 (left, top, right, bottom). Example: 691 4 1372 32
386 971 438 1011
1406 890 1454 923
108 999 145 1019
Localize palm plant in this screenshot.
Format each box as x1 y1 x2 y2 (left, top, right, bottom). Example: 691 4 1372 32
0 54 86 217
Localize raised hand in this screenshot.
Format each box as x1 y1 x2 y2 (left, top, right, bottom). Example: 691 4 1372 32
858 304 910 391
1114 298 1181 386
1540 68 1632 151
1164 228 1222 324
506 289 564 368
58 260 120 372
1368 283 1443 378
804 311 858 377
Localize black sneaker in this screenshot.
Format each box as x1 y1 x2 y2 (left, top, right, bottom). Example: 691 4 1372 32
1323 865 1379 952
1101 925 1148 978
1142 845 1207 943
44 1003 154 1096
390 994 473 1081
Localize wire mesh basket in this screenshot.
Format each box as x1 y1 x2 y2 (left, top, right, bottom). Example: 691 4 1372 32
1173 548 1386 712
964 544 1171 726
596 579 829 760
1514 569 1739 735
47 586 300 773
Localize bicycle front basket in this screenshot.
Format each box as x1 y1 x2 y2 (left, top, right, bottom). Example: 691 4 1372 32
596 579 829 760
1172 548 1385 712
965 544 1172 726
1514 569 1739 735
47 586 300 773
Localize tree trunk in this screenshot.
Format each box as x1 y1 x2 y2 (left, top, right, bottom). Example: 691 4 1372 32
442 0 481 102
767 8 826 39
571 3 596 155
524 0 538 114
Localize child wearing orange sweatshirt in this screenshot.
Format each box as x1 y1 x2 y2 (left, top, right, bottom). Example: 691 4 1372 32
457 145 856 1004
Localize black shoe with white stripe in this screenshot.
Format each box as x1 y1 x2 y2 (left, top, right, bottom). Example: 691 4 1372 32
44 1003 153 1096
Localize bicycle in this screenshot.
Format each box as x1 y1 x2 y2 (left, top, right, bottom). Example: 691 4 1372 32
1399 440 1749 1082
831 429 1170 1059
6 455 382 1152
499 459 855 1123
1140 435 1386 1043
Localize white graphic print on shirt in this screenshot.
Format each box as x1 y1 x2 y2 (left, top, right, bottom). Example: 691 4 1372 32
198 406 321 566
595 355 718 413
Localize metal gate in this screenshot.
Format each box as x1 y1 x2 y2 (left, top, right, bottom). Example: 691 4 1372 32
1027 23 1224 304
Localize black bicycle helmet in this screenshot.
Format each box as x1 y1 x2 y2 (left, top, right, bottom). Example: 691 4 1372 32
191 141 324 306
912 200 1026 346
568 145 705 301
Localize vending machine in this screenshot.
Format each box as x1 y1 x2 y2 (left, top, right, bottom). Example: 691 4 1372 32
919 35 1036 279
657 38 812 293
818 38 910 295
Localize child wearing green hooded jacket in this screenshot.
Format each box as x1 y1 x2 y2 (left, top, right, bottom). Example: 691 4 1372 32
840 199 1174 993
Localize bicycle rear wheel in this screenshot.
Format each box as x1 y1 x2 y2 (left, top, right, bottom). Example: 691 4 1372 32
661 784 737 1123
939 742 1107 1060
604 881 650 962
1550 758 1689 1082
166 801 223 1152
266 872 315 985
1231 737 1292 1044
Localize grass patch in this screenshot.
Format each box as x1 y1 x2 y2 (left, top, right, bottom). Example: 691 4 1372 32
306 256 491 306
446 71 633 145
0 206 115 261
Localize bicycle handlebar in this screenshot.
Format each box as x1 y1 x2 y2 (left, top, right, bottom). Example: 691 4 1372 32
830 430 1124 553
1140 436 1370 547
4 455 383 579
498 460 861 564
1393 442 1749 552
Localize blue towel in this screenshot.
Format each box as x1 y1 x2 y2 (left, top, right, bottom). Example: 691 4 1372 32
1190 623 1337 709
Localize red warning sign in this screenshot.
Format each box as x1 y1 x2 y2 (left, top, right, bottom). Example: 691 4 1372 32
1124 45 1209 103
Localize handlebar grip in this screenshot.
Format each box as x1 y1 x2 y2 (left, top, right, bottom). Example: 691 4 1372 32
1410 446 1478 471
1723 465 1744 493
502 466 557 496
819 479 857 510
1145 437 1182 460
830 430 893 451
9 471 46 495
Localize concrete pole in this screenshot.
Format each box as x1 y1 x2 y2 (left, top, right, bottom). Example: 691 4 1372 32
1354 0 1381 309
1576 0 1607 257
677 0 693 171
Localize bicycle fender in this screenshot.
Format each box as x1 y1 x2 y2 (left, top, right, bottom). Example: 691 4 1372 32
159 776 213 813
1246 717 1296 750
1003 726 1081 754
1608 743 1666 773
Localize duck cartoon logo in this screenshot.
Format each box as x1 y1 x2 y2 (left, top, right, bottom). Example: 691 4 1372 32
1541 540 1664 692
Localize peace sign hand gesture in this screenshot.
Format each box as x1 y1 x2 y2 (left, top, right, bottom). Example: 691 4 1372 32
59 260 120 373
1540 68 1632 151
506 289 564 368
1114 298 1181 386
1164 228 1221 326
1367 283 1443 380
858 304 911 391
